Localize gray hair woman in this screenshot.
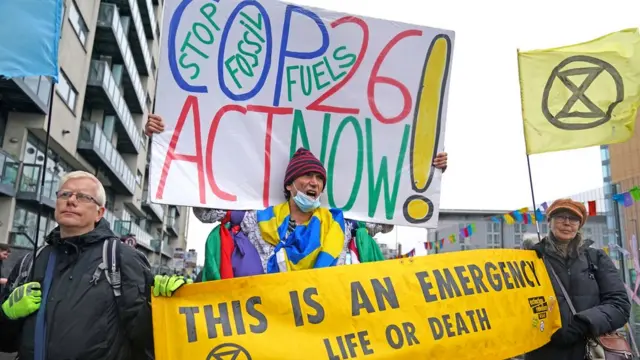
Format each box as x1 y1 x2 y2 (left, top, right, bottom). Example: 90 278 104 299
523 198 630 360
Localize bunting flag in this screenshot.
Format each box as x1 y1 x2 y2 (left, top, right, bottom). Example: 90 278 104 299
423 186 640 251
588 201 597 217
504 214 515 225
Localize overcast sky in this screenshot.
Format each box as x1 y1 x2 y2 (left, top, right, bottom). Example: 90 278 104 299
181 0 640 263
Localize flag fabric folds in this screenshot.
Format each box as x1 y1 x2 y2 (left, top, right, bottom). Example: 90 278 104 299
0 0 63 81
518 28 640 155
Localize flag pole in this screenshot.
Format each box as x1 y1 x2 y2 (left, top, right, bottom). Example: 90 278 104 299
516 49 543 243
30 79 56 279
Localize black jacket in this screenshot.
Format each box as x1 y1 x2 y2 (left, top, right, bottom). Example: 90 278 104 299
0 219 154 360
525 237 630 360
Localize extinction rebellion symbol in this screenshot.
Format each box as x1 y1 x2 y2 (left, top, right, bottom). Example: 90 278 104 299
206 343 252 360
541 55 624 130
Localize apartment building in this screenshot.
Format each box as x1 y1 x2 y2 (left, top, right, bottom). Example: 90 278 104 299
0 0 189 272
604 111 640 248
428 209 609 252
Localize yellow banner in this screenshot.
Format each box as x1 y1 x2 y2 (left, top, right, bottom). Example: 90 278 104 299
152 249 561 360
518 28 640 155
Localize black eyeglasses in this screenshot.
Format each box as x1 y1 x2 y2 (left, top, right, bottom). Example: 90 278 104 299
553 214 580 224
56 191 100 205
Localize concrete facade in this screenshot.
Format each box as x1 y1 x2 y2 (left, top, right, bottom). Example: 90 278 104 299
428 209 609 253
0 0 189 273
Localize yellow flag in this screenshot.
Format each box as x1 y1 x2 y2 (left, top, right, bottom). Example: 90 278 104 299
518 28 640 155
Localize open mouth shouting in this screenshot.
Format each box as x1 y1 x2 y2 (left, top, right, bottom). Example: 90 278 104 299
305 189 318 198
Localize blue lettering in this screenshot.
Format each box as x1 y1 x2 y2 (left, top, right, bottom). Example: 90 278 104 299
218 1 273 101
272 5 329 107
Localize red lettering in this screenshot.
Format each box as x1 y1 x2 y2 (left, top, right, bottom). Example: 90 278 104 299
306 16 369 115
367 29 422 124
206 105 245 202
156 95 206 203
246 105 294 207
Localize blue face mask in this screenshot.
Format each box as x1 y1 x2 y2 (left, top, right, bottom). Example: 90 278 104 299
293 187 321 213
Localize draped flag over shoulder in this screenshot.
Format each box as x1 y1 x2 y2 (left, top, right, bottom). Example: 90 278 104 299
0 0 63 81
518 28 640 155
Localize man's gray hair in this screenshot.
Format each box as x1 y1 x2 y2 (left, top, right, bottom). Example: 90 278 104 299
58 171 106 207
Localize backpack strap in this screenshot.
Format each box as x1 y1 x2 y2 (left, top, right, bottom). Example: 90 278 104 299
90 238 122 298
11 245 48 292
585 247 598 280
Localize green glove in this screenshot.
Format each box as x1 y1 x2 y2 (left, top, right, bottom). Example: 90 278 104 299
1 282 42 320
153 275 187 297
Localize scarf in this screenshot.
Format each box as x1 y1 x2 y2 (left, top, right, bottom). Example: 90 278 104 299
201 214 235 281
350 221 385 263
257 202 346 273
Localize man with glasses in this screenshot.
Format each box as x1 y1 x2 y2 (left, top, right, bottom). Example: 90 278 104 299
0 171 154 360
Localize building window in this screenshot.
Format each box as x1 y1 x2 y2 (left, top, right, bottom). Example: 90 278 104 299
103 115 116 141
602 164 611 178
486 222 500 248
68 1 88 46
514 223 527 246
600 146 610 161
12 206 55 247
136 170 142 185
55 71 77 112
539 222 549 235
24 135 71 175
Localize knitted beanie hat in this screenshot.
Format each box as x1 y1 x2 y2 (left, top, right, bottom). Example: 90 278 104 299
546 198 588 227
284 148 326 190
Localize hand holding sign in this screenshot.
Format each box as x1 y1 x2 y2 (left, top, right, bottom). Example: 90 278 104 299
152 249 561 360
150 0 455 228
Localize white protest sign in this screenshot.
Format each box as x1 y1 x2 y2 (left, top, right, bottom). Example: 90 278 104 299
149 0 455 227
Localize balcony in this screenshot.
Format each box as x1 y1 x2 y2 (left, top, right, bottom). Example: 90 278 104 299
77 121 136 195
166 212 180 237
0 76 51 113
16 164 59 209
114 219 152 249
95 3 147 114
142 189 164 221
0 150 19 197
136 0 157 40
103 0 151 76
86 60 142 154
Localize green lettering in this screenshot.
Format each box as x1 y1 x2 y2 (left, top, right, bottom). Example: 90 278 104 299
179 53 200 80
286 65 299 102
312 61 330 90
224 56 243 89
235 54 254 77
239 12 265 42
200 3 221 31
238 33 260 67
318 113 331 165
324 55 345 81
333 45 356 69
300 66 313 96
327 116 363 210
366 119 410 219
192 22 214 44
181 32 208 59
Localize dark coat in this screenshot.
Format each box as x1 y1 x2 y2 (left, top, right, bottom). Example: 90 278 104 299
0 219 154 360
524 236 630 360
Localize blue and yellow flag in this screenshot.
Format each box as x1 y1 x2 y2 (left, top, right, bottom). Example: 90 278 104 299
257 203 346 273
0 0 63 81
518 28 640 155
